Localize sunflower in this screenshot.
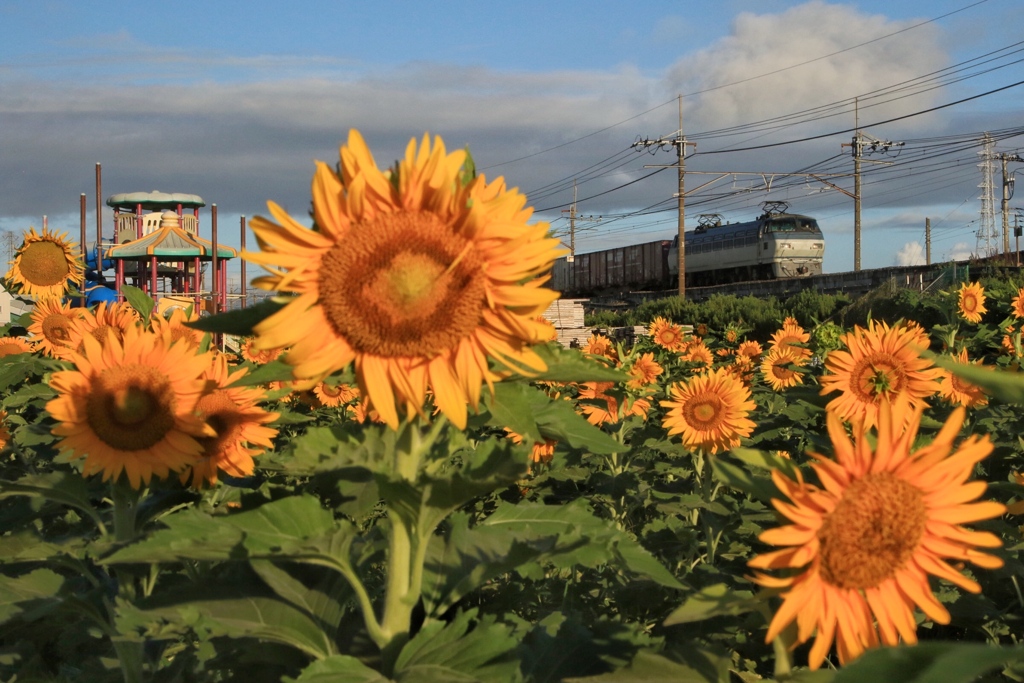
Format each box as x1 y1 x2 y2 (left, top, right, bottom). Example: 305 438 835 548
626 352 663 389
769 323 812 363
1011 287 1024 319
685 341 714 367
749 397 1005 669
67 301 141 353
150 306 204 351
937 348 988 408
313 380 357 407
45 325 216 488
577 381 650 426
649 317 687 352
0 336 34 359
737 340 764 360
0 410 9 451
243 130 563 429
180 353 279 488
661 367 756 454
1001 325 1022 357
4 226 84 299
240 337 283 364
957 281 986 324
819 320 941 428
583 333 616 361
761 347 805 391
27 296 81 358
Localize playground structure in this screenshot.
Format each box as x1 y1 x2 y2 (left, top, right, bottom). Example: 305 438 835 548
78 186 243 314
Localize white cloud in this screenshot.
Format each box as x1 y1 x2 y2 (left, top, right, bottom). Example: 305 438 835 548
947 241 974 261
895 241 925 266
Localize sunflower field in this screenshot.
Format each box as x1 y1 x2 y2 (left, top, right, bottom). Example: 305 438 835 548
1 131 1023 683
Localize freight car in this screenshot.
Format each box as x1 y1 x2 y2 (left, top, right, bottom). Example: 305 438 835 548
550 202 824 296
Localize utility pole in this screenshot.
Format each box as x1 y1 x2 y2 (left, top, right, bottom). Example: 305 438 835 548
842 133 904 271
997 152 1024 255
925 217 931 265
560 180 601 263
633 95 694 298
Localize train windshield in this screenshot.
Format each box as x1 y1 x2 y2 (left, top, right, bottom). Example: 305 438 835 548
765 217 820 234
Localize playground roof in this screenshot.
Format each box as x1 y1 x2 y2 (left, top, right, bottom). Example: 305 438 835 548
106 191 206 210
105 225 237 260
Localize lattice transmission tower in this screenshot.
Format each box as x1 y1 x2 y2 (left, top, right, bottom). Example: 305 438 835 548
977 133 998 256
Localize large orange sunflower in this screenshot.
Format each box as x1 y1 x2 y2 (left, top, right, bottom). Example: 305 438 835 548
582 333 617 361
1011 287 1024 319
45 325 216 488
28 296 81 359
313 380 357 407
626 352 663 389
957 281 986 324
749 397 1005 669
649 317 686 352
769 323 812 363
819 320 940 428
243 130 563 429
181 353 279 488
67 301 141 353
761 347 805 391
4 226 84 299
240 337 282 364
0 336 34 359
150 306 204 351
937 348 988 408
661 367 756 454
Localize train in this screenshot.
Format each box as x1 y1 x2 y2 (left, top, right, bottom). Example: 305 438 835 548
550 202 825 296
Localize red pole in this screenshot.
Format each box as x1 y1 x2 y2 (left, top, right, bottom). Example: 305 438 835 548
240 215 247 308
211 204 219 316
95 163 102 288
79 194 87 306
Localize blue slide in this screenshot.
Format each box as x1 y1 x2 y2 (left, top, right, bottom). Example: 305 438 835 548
79 242 118 307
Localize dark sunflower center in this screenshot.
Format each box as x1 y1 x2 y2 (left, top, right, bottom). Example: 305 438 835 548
0 343 27 358
685 394 724 429
19 241 70 286
852 353 906 400
818 473 926 590
86 365 176 450
771 359 796 380
85 324 124 350
962 294 977 312
318 211 486 358
196 391 243 455
42 314 73 344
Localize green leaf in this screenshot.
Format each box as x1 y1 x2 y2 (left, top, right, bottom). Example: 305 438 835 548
421 513 545 617
532 343 627 382
832 642 1024 683
711 456 782 504
0 472 107 534
249 560 349 643
394 609 521 683
187 297 288 335
227 359 296 387
121 284 155 323
565 649 729 683
663 583 759 626
1 381 57 409
291 655 392 683
0 568 65 625
480 500 684 589
103 495 341 564
534 396 626 454
486 383 625 455
148 596 337 660
729 447 799 480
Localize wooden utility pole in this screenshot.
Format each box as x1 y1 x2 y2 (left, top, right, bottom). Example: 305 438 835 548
560 180 601 263
633 95 694 298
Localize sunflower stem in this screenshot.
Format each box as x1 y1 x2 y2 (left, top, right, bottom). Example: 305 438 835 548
110 479 146 683
378 417 434 672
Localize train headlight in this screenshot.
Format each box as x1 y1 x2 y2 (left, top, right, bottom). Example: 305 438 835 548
779 242 791 250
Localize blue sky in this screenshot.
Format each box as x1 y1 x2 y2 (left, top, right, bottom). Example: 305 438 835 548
2 0 1023 283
